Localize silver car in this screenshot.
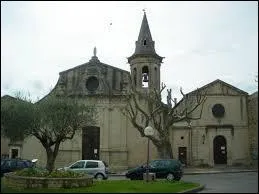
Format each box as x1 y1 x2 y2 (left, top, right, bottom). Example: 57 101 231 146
58 160 109 180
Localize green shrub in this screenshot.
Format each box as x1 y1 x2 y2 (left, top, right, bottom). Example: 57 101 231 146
15 168 86 178
47 170 86 178
15 167 45 177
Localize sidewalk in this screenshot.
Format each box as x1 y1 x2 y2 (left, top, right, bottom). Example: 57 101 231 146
182 166 258 175
109 166 258 176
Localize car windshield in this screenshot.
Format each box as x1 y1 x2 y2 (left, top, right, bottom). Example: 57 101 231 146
139 163 150 168
70 161 85 169
143 160 166 168
65 161 76 167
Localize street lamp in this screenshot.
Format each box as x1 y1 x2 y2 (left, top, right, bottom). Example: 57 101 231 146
144 126 154 182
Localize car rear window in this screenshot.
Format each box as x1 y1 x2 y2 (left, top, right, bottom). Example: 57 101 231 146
85 161 98 168
1 159 33 169
6 160 16 168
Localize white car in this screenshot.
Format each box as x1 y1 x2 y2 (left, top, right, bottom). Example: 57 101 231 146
58 160 109 180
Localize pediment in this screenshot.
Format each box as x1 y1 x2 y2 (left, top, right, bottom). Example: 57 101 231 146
48 58 131 98
188 79 248 96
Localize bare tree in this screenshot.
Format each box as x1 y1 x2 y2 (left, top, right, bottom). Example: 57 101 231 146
123 83 207 159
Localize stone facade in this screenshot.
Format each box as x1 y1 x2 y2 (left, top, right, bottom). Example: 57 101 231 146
170 80 251 167
1 13 257 170
1 137 10 158
247 91 258 167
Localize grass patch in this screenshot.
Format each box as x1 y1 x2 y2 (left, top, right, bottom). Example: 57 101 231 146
1 178 200 193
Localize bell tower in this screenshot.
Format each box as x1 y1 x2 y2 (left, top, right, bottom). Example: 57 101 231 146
128 11 163 92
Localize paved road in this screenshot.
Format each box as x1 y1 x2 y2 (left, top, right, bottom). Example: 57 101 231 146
109 172 258 193
181 172 258 193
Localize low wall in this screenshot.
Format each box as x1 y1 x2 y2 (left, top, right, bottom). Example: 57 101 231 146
4 172 93 189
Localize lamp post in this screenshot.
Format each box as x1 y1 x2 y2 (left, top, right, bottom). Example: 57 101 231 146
144 126 154 182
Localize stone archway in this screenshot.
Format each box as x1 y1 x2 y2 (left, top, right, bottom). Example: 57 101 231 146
213 135 227 164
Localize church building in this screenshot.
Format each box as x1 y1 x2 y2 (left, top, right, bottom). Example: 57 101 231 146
3 12 257 171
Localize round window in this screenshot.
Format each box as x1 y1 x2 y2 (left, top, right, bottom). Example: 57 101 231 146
212 104 225 118
86 76 99 92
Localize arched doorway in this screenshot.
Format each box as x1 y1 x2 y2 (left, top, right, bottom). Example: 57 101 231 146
82 126 100 160
213 135 227 164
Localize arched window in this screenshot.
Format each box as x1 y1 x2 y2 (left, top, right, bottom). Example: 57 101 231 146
133 68 137 86
142 66 149 88
143 39 147 45
154 67 157 88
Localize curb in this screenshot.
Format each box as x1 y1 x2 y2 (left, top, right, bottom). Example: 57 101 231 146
109 169 258 176
179 184 205 193
183 169 258 175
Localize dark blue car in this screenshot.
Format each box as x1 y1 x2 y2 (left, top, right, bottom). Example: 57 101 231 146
125 159 183 181
1 158 33 177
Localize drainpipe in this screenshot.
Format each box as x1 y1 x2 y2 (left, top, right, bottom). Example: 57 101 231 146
189 126 192 166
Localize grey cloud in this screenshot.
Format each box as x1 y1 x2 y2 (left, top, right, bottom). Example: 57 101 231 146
31 80 44 91
2 83 11 91
173 46 235 59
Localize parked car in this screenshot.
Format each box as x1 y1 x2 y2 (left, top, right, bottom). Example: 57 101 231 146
1 158 34 177
125 159 183 181
58 160 109 180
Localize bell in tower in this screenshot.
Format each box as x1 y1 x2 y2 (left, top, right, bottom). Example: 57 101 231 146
128 11 164 91
142 66 149 88
143 73 149 82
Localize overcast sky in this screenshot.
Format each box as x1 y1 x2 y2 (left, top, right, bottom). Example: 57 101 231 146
1 1 258 102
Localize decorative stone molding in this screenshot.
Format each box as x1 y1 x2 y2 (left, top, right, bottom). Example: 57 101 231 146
205 125 234 136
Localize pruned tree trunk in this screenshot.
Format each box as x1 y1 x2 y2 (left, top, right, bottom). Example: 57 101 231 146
46 151 55 172
123 81 206 163
44 142 61 173
156 140 173 159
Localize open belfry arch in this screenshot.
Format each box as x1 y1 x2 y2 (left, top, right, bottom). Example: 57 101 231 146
128 11 163 92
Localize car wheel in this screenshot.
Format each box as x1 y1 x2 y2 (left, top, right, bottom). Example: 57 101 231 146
173 173 181 181
130 173 137 180
95 173 104 180
166 173 174 181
